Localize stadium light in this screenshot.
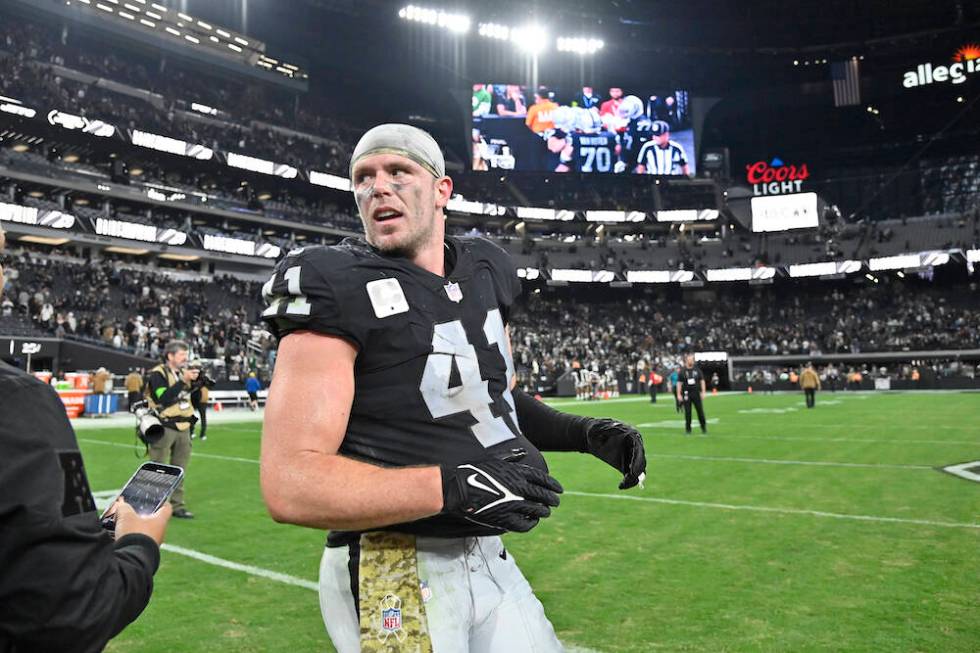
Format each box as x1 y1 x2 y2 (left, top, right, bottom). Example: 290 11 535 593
399 5 471 34
556 37 604 54
478 22 510 40
511 24 548 54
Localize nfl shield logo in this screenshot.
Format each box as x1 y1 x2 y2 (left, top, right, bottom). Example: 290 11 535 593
381 607 402 633
377 594 406 642
444 281 463 303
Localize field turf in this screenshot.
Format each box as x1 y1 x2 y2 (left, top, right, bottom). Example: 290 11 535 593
73 390 979 653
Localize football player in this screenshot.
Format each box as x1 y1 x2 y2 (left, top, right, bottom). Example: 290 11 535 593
546 106 614 173
617 95 654 173
260 124 647 653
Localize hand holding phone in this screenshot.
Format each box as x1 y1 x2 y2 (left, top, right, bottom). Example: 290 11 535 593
103 499 172 544
100 463 183 539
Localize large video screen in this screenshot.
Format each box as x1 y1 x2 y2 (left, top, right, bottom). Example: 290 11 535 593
471 84 695 175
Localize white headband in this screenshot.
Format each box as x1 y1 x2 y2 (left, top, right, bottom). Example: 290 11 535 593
349 123 445 181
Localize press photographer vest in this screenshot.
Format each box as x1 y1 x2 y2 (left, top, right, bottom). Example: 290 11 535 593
145 364 195 431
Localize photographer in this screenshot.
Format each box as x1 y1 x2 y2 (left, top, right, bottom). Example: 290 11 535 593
1 225 172 652
145 340 198 519
187 360 214 442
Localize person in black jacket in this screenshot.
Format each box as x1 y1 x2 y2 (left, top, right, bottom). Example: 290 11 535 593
676 353 708 435
0 225 172 652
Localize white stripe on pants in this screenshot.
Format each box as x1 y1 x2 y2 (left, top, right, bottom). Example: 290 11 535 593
318 535 564 653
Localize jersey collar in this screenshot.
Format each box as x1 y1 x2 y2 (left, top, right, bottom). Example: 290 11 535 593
355 235 473 293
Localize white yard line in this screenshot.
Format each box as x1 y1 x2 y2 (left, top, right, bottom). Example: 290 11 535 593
645 432 979 446
564 491 980 530
160 543 319 591
638 419 721 428
77 438 259 464
546 396 660 408
155 533 608 652
646 453 932 470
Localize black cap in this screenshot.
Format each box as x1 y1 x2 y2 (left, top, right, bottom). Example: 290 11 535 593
651 120 670 136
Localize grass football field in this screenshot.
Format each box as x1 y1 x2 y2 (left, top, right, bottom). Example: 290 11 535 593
75 391 979 653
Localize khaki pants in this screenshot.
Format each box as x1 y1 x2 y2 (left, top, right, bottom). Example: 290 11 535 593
149 426 191 510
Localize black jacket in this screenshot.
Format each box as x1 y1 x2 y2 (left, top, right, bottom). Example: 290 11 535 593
0 362 160 653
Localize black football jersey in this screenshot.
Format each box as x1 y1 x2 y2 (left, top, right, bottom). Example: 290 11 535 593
677 366 704 399
624 117 653 169
573 132 616 173
262 235 547 541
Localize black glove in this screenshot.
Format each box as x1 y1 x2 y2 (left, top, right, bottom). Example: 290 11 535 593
441 449 563 533
585 418 647 490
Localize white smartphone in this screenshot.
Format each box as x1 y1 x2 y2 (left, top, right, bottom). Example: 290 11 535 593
99 462 184 535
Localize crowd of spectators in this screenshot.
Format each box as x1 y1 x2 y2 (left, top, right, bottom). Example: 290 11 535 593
1 239 978 391
0 247 274 380
0 19 358 174
509 281 980 387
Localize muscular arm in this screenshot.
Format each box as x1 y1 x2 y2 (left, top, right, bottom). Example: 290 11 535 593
260 331 443 531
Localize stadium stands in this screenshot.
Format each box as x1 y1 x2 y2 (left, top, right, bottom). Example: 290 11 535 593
510 279 980 388
0 245 272 380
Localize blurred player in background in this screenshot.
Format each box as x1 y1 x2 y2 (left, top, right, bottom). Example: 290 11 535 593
576 86 600 109
495 84 526 116
525 86 558 135
472 83 492 117
598 87 625 127
471 128 490 171
676 354 707 435
800 362 821 408
599 87 626 165
547 105 614 173
615 95 654 173
670 366 681 412
649 94 679 127
636 120 690 175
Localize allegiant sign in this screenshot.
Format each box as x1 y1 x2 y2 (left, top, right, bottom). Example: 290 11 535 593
902 44 980 88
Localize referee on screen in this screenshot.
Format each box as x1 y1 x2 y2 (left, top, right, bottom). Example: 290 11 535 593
676 353 707 435
635 120 690 175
